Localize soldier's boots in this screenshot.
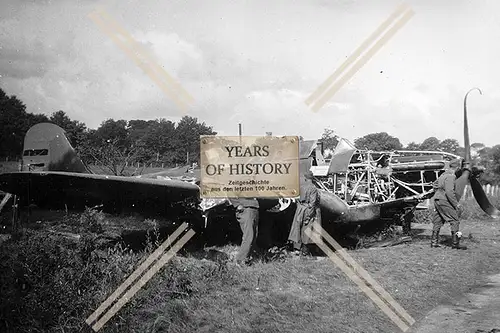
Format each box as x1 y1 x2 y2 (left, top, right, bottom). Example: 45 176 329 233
451 232 467 250
430 230 442 248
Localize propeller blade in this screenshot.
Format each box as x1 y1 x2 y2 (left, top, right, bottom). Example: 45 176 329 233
462 88 499 219
470 177 500 218
463 87 482 163
464 99 470 163
455 88 479 201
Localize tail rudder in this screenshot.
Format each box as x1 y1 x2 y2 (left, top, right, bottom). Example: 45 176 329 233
22 123 89 173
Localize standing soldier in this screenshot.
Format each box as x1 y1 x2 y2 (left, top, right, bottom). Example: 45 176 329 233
431 159 467 250
288 170 321 256
230 198 260 264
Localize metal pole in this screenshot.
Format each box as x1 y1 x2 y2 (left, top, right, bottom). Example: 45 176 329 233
238 123 242 145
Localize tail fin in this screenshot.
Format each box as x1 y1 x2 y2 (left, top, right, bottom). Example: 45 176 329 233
21 123 89 173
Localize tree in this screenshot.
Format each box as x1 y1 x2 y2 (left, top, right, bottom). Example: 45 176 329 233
470 142 486 158
95 119 129 149
0 87 49 157
473 145 500 185
320 128 339 149
471 142 485 150
49 110 87 149
491 145 500 175
405 142 420 150
82 137 142 176
78 129 99 165
354 132 403 151
173 116 217 164
438 138 460 154
127 119 157 145
135 119 177 163
419 137 441 151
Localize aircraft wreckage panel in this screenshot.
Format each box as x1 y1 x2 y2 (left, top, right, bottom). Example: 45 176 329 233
200 135 300 199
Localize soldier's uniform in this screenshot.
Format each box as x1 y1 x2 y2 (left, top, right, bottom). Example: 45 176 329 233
230 198 260 263
431 159 467 250
288 171 321 255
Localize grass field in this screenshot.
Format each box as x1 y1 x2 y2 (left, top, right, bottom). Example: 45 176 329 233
1 203 500 333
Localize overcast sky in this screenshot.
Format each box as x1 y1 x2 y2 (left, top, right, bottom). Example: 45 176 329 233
1 0 499 146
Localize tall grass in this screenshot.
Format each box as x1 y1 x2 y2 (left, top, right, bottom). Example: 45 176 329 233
0 208 238 333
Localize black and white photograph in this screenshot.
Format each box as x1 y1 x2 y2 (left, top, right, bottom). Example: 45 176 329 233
1 0 500 332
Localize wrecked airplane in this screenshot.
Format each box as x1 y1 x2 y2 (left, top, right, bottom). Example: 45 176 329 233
1 96 498 243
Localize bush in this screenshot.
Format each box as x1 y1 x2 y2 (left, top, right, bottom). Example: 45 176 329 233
80 206 106 233
0 227 143 332
0 208 238 333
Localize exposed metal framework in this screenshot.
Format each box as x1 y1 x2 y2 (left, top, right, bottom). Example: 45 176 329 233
312 147 461 208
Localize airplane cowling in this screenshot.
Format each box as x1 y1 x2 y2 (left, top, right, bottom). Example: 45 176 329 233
318 189 349 220
339 205 381 224
318 190 383 225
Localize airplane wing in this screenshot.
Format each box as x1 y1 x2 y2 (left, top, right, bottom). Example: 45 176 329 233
139 165 200 179
0 171 201 216
138 167 201 183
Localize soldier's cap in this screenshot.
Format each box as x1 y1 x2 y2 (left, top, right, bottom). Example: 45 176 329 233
449 158 461 168
304 170 314 179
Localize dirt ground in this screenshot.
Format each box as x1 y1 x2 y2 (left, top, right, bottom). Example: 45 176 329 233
407 222 500 333
409 273 500 333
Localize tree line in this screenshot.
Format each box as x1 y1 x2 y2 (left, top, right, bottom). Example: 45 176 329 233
320 129 500 185
1 87 499 184
0 87 216 168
